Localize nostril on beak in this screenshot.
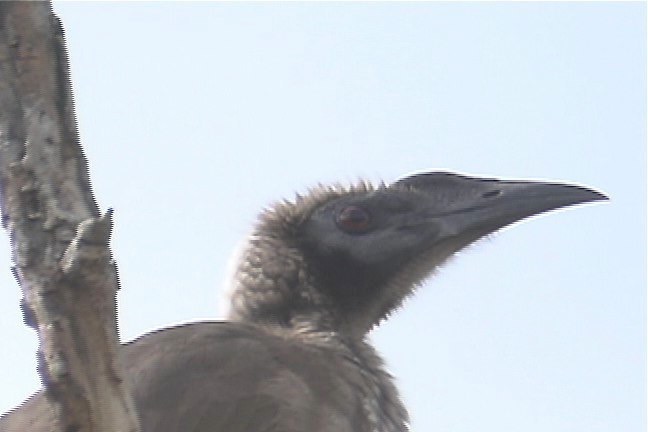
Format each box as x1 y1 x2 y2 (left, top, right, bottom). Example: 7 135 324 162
482 189 502 198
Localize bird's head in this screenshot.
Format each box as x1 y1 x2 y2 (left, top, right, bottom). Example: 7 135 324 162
228 172 606 339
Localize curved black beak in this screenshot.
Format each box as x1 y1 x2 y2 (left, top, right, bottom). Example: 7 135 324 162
392 171 607 242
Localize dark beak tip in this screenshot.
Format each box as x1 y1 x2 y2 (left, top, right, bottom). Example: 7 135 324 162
552 186 608 211
579 187 609 203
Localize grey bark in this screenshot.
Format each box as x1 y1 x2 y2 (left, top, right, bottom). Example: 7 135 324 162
0 2 140 431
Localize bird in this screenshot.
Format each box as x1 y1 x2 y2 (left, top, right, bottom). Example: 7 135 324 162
0 171 605 432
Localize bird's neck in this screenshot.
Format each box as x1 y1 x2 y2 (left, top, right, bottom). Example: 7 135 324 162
225 235 409 431
225 235 373 343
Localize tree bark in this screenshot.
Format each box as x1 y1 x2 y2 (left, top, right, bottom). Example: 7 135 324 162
0 2 140 431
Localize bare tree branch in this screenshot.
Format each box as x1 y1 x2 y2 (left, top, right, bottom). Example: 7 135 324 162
0 2 140 431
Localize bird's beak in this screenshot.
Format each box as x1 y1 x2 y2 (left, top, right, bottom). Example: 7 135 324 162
393 172 607 244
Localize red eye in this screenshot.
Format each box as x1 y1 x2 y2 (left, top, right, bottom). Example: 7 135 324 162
336 206 371 233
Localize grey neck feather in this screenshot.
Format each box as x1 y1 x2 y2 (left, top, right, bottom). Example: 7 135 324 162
226 233 410 431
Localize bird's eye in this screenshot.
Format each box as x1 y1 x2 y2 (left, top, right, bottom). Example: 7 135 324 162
336 206 371 234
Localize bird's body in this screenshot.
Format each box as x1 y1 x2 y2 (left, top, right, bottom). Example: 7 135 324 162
2 324 404 432
0 172 605 432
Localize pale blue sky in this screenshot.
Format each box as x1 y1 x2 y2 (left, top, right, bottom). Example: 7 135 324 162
0 2 645 431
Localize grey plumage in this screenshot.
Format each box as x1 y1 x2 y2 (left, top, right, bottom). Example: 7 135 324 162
0 171 605 432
